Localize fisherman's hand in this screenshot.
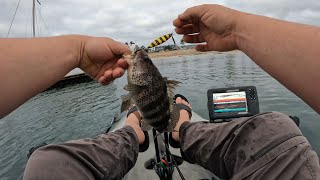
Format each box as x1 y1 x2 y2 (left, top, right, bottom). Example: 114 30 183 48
173 4 240 52
78 37 130 85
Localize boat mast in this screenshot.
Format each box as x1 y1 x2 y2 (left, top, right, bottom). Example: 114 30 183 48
32 0 41 37
32 0 35 37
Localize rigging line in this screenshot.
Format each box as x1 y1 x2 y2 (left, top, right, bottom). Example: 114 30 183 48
35 10 38 36
39 15 41 36
36 6 49 35
35 8 37 36
24 1 31 37
35 9 41 36
7 0 22 37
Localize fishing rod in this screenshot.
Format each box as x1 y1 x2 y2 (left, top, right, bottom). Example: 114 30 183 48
104 114 121 133
143 129 184 180
105 113 185 180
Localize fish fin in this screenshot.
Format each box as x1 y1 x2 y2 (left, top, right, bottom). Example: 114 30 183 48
123 83 142 93
141 119 153 131
165 79 181 102
120 94 132 112
166 79 181 89
167 106 180 132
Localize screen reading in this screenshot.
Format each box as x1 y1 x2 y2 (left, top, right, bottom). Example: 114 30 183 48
212 91 248 114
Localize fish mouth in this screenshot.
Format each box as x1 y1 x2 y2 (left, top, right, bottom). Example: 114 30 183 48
122 46 142 64
134 48 141 54
135 49 148 60
130 45 143 59
131 45 141 53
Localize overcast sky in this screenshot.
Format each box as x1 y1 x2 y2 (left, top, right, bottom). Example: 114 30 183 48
1 0 320 46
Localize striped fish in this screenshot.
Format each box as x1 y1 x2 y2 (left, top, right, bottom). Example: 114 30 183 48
148 33 173 48
121 46 180 132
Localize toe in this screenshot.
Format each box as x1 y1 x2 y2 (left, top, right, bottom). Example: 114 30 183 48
176 97 192 109
176 97 182 103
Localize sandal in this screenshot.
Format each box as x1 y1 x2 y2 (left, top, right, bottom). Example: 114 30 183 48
127 106 149 153
169 94 192 148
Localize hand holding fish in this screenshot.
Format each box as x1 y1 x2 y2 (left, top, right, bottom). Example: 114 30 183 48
173 4 240 52
78 37 131 85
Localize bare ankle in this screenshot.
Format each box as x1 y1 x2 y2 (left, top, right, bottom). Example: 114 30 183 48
126 114 145 144
172 111 190 141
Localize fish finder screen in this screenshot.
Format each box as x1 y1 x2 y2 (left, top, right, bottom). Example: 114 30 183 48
212 91 248 114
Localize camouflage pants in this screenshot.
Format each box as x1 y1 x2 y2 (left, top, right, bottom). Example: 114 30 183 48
24 112 320 180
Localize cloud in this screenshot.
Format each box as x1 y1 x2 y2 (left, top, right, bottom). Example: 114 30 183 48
1 0 319 46
225 0 320 25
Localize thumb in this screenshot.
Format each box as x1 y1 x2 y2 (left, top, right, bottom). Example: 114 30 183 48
106 38 131 56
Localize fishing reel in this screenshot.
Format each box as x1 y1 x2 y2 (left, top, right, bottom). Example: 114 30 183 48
144 129 184 180
145 157 174 180
155 160 174 180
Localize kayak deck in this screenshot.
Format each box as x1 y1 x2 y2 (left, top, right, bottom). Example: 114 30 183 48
111 112 215 179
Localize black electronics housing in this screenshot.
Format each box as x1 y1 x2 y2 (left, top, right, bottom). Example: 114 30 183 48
207 86 259 123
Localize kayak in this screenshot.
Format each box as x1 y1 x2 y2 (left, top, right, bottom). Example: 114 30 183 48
110 112 216 180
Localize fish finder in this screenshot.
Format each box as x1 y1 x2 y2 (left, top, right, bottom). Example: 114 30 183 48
207 86 260 123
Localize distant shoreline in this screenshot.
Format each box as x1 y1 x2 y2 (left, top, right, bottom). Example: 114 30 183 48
65 49 240 77
148 48 240 59
149 48 216 59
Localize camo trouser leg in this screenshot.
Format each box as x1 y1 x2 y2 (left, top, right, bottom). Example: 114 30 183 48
23 126 139 180
180 112 320 180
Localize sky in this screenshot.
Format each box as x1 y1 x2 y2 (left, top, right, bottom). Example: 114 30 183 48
1 0 320 47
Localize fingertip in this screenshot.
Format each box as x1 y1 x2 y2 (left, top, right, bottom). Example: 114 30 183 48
173 18 181 27
195 44 208 52
108 38 132 56
104 69 113 76
123 47 131 55
98 76 105 84
173 19 190 29
178 13 186 21
175 27 183 34
98 76 111 86
178 9 193 22
117 58 129 69
183 35 195 43
98 69 113 85
174 28 179 34
113 68 125 78
183 35 190 42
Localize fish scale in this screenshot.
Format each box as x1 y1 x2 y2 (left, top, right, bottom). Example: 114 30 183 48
137 83 170 128
121 47 181 132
